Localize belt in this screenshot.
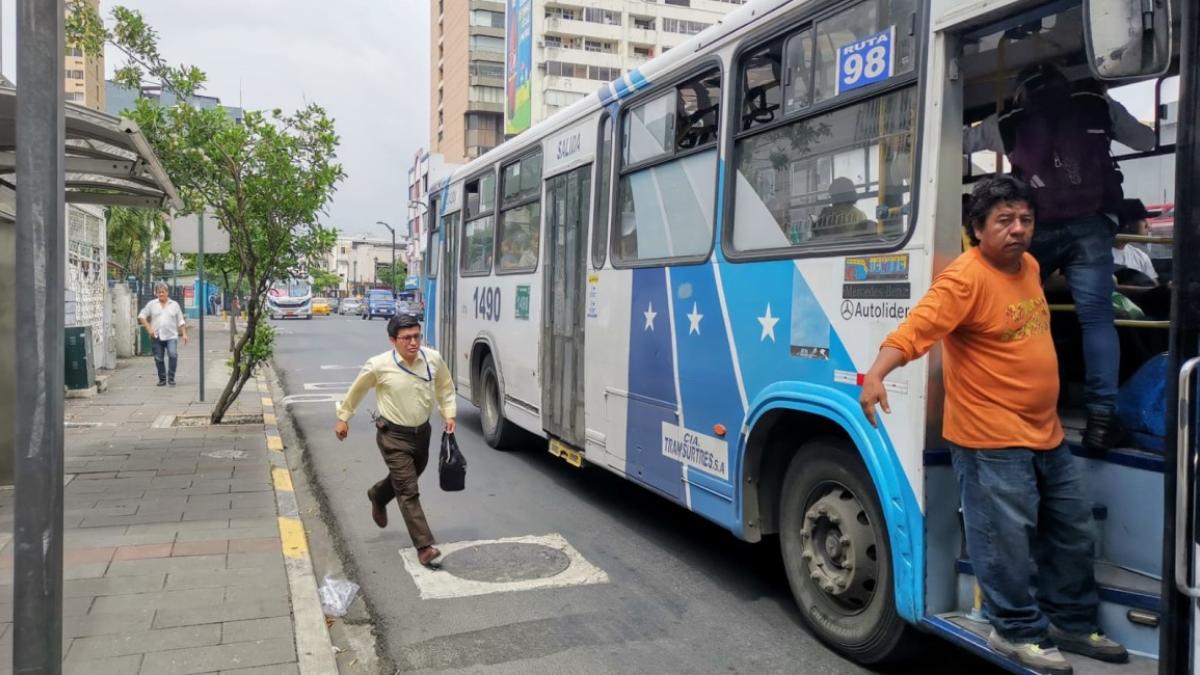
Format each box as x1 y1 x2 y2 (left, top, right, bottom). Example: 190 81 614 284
375 417 430 436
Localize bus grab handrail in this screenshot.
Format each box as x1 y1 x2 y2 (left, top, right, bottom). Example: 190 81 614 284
1174 356 1200 598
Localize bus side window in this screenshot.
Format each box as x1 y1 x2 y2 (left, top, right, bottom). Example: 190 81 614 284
461 171 497 276
614 67 721 265
592 114 612 269
729 1 918 255
496 152 543 274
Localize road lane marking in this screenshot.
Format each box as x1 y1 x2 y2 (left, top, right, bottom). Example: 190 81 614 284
399 533 609 600
320 365 361 370
280 393 345 407
303 382 354 391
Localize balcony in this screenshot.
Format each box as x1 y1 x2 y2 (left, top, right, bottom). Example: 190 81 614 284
542 75 602 97
542 45 621 68
544 16 621 41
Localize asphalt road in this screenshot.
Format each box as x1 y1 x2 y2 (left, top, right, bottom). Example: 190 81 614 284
271 314 1005 675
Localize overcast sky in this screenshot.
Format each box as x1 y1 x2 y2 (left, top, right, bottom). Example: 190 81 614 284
2 0 431 236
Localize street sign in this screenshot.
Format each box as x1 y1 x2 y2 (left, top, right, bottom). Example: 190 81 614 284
170 210 229 254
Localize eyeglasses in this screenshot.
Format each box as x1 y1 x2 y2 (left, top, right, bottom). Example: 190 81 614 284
393 334 422 343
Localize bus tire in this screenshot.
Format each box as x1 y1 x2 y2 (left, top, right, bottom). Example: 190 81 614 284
779 438 915 665
479 355 519 450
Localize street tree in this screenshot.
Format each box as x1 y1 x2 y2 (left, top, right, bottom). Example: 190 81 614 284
374 262 407 294
310 268 343 295
69 3 345 423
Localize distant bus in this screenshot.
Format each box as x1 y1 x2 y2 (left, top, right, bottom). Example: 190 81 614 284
266 277 312 320
423 1 1197 672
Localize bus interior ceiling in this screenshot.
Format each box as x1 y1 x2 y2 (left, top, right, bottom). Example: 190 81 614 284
924 1 1180 665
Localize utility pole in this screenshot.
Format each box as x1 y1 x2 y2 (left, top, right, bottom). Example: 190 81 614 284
376 221 396 296
198 211 205 402
14 0 66 671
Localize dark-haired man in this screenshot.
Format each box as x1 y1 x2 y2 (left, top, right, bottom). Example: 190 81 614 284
334 314 456 567
860 176 1126 674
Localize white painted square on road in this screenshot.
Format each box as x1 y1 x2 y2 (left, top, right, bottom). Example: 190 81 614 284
399 533 609 600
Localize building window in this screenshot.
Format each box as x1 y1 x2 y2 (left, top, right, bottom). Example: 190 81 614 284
544 61 621 82
470 9 504 28
469 35 504 54
632 16 654 30
469 61 504 79
632 45 653 58
583 8 621 25
584 40 614 53
665 0 690 5
663 18 710 35
545 35 563 48
469 85 504 104
546 7 577 21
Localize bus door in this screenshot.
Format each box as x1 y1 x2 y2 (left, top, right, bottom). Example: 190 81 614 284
1165 1 1200 670
438 206 460 383
541 164 592 448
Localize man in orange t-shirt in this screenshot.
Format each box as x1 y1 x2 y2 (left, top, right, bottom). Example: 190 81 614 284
860 176 1126 674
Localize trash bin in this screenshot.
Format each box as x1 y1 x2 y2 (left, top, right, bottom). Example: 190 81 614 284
65 325 94 390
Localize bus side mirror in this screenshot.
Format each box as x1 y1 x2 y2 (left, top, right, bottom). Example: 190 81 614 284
1083 0 1172 80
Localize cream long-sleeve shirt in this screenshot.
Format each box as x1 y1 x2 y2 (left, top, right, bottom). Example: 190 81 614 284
335 347 456 426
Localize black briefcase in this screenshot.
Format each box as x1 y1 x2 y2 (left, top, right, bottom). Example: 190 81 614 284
438 432 467 492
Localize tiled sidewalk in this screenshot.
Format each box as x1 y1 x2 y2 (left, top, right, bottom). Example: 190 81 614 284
0 327 331 675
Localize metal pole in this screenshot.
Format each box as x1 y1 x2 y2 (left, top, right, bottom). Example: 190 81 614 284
14 0 66 671
391 229 396 296
198 211 205 402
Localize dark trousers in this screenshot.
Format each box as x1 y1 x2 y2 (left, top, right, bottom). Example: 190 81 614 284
951 442 1099 642
1029 215 1119 414
150 338 178 383
371 421 435 548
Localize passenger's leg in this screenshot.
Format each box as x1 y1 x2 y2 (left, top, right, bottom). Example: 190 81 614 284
1028 222 1066 283
1063 217 1121 447
951 445 1047 642
1031 443 1099 633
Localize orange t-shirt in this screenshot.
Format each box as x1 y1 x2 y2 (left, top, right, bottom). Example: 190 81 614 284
882 247 1063 450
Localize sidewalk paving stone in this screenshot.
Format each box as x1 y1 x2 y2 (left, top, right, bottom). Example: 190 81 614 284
0 331 327 673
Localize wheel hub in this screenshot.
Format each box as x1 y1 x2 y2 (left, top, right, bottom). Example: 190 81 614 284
799 485 879 611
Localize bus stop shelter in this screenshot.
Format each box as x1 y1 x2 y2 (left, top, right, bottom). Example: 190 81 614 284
0 84 182 485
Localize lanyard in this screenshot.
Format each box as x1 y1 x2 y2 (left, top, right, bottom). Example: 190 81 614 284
393 348 432 382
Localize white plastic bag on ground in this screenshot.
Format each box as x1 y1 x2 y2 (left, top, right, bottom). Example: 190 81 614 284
318 575 359 617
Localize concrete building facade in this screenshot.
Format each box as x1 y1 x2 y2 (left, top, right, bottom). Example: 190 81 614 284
407 150 460 290
65 0 106 111
532 0 744 120
323 235 411 297
431 0 507 164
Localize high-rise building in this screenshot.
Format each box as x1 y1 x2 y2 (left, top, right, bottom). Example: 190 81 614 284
429 0 744 163
431 0 507 164
530 1 744 122
65 0 106 111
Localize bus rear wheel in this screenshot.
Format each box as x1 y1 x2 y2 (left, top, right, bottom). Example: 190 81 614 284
479 355 519 449
779 439 914 665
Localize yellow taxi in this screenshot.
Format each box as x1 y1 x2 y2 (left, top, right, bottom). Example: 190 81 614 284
311 298 333 316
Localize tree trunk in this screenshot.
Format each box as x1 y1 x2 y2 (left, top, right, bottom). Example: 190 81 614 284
209 307 260 424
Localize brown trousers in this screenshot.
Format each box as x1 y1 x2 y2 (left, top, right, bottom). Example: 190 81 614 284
371 421 434 549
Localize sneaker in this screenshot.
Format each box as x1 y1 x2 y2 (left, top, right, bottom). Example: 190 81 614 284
168 379 176 386
988 630 1073 674
156 380 166 387
1084 408 1122 450
1048 625 1129 664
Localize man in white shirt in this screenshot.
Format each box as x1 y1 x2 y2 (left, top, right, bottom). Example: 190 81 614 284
1112 199 1159 284
138 282 189 386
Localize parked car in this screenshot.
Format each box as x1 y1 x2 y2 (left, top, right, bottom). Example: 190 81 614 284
362 290 396 321
339 297 363 316
311 298 333 316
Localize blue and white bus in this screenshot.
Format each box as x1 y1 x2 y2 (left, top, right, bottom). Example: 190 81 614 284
423 1 1200 672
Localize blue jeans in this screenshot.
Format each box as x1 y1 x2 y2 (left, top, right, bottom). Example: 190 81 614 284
151 339 178 382
1029 215 1118 414
951 443 1099 642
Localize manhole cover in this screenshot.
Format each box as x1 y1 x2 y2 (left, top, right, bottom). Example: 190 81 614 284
440 542 571 583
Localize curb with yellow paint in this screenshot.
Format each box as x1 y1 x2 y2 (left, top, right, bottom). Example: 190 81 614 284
257 368 339 675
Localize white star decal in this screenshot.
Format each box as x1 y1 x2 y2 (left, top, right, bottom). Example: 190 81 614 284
758 304 780 342
687 303 704 335
644 302 658 331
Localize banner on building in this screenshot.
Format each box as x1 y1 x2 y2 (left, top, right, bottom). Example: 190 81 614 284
505 0 533 134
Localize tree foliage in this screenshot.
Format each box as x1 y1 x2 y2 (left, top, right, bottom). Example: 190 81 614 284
68 3 345 423
309 268 342 294
374 263 407 293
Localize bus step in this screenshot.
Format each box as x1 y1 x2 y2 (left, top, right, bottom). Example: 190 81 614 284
548 438 583 468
